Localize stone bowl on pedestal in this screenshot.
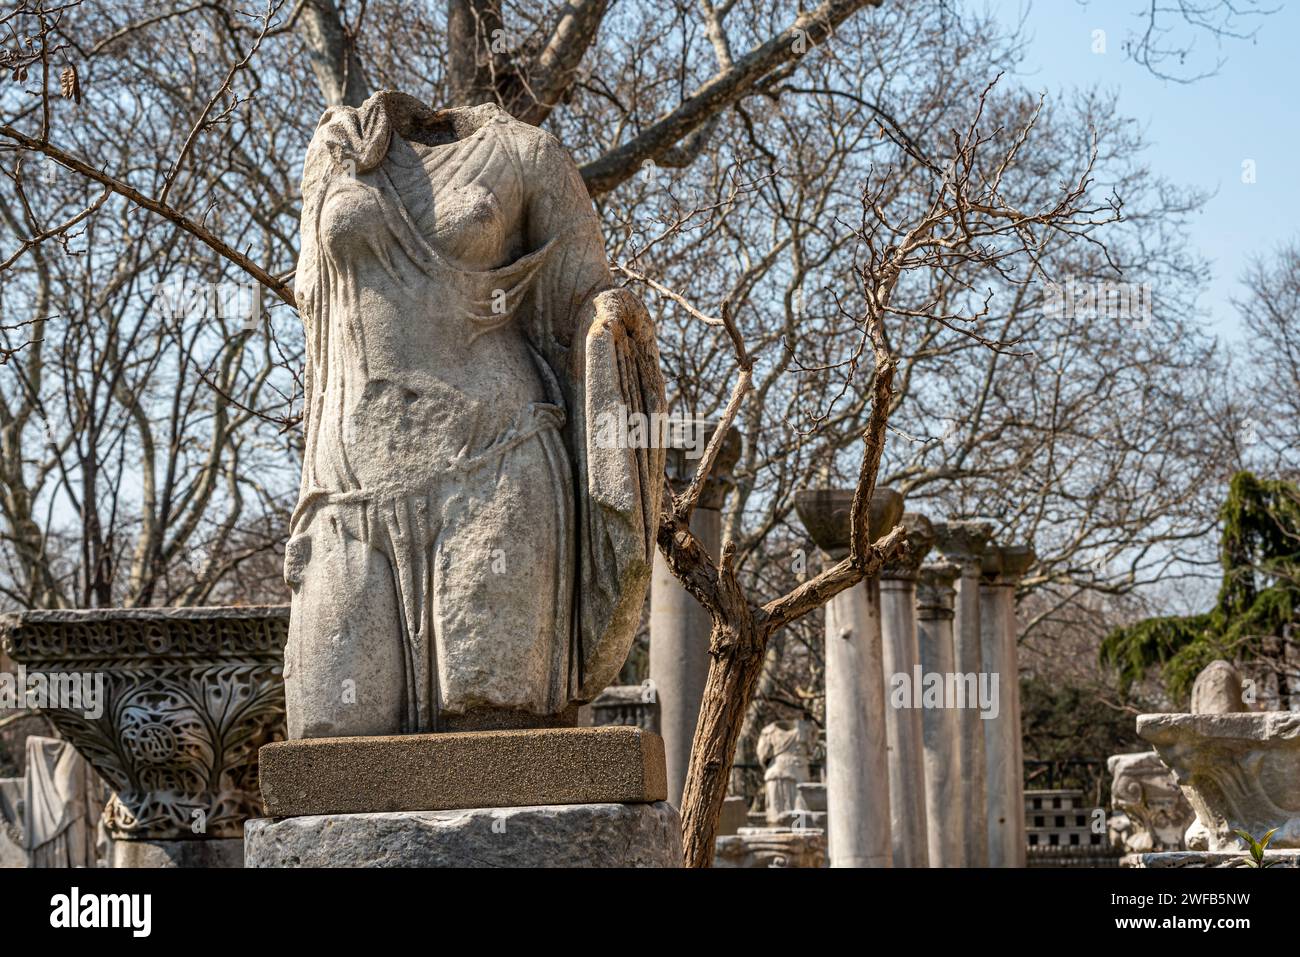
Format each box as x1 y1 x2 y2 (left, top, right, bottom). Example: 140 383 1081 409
1137 712 1300 853
0 606 288 867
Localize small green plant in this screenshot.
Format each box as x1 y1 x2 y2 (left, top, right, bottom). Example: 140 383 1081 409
1232 827 1281 868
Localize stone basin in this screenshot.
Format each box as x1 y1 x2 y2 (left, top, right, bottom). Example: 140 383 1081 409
1137 712 1300 852
0 606 287 863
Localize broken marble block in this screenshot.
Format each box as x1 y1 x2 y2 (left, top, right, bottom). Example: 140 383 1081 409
246 802 682 868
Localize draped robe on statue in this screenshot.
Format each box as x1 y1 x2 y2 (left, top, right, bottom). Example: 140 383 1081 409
285 92 664 737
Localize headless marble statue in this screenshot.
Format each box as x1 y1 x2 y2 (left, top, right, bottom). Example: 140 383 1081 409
285 91 665 738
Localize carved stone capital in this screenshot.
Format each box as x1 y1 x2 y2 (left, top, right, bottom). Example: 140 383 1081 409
881 513 934 580
1 606 288 843
663 418 742 511
793 487 904 561
981 542 1036 586
932 520 993 573
1107 750 1194 853
915 562 960 620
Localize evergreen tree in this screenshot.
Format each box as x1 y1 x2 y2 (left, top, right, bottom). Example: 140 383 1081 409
1101 472 1300 706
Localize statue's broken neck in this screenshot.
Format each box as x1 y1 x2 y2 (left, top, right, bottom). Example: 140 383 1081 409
370 90 504 149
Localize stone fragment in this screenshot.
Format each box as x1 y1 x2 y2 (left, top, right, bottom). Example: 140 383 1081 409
246 802 683 868
1 605 287 867
1191 659 1250 715
1106 750 1194 853
714 827 827 868
717 795 749 836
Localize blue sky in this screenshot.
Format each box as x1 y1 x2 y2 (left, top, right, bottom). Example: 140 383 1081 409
991 0 1300 341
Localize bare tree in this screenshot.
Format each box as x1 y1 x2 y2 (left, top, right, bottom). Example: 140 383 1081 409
0 0 1245 865
1234 240 1300 477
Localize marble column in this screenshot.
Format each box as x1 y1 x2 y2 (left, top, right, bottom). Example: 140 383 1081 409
916 561 962 867
932 520 993 867
794 487 904 868
879 512 933 868
981 543 1035 867
649 420 741 808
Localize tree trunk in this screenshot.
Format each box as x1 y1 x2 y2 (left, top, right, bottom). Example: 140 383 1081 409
679 615 768 867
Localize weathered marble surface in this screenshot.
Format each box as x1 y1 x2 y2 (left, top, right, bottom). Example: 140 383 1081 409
0 776 24 867
1125 849 1300 868
981 543 1033 868
23 736 103 868
245 802 683 868
1138 711 1300 852
287 91 665 738
111 838 243 868
916 561 963 867
1191 659 1251 715
1107 750 1194 853
582 683 660 733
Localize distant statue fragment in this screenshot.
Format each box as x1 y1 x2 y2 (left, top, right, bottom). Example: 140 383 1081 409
1106 750 1194 853
757 720 817 826
23 737 104 868
286 91 665 738
1190 659 1250 715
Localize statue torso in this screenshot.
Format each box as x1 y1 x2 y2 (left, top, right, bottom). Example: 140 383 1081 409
312 121 549 493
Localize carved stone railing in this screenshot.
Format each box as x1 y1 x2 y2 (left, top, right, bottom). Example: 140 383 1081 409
0 606 288 866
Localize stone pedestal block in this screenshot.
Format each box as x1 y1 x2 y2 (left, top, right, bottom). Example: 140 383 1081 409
258 726 667 816
245 802 683 868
